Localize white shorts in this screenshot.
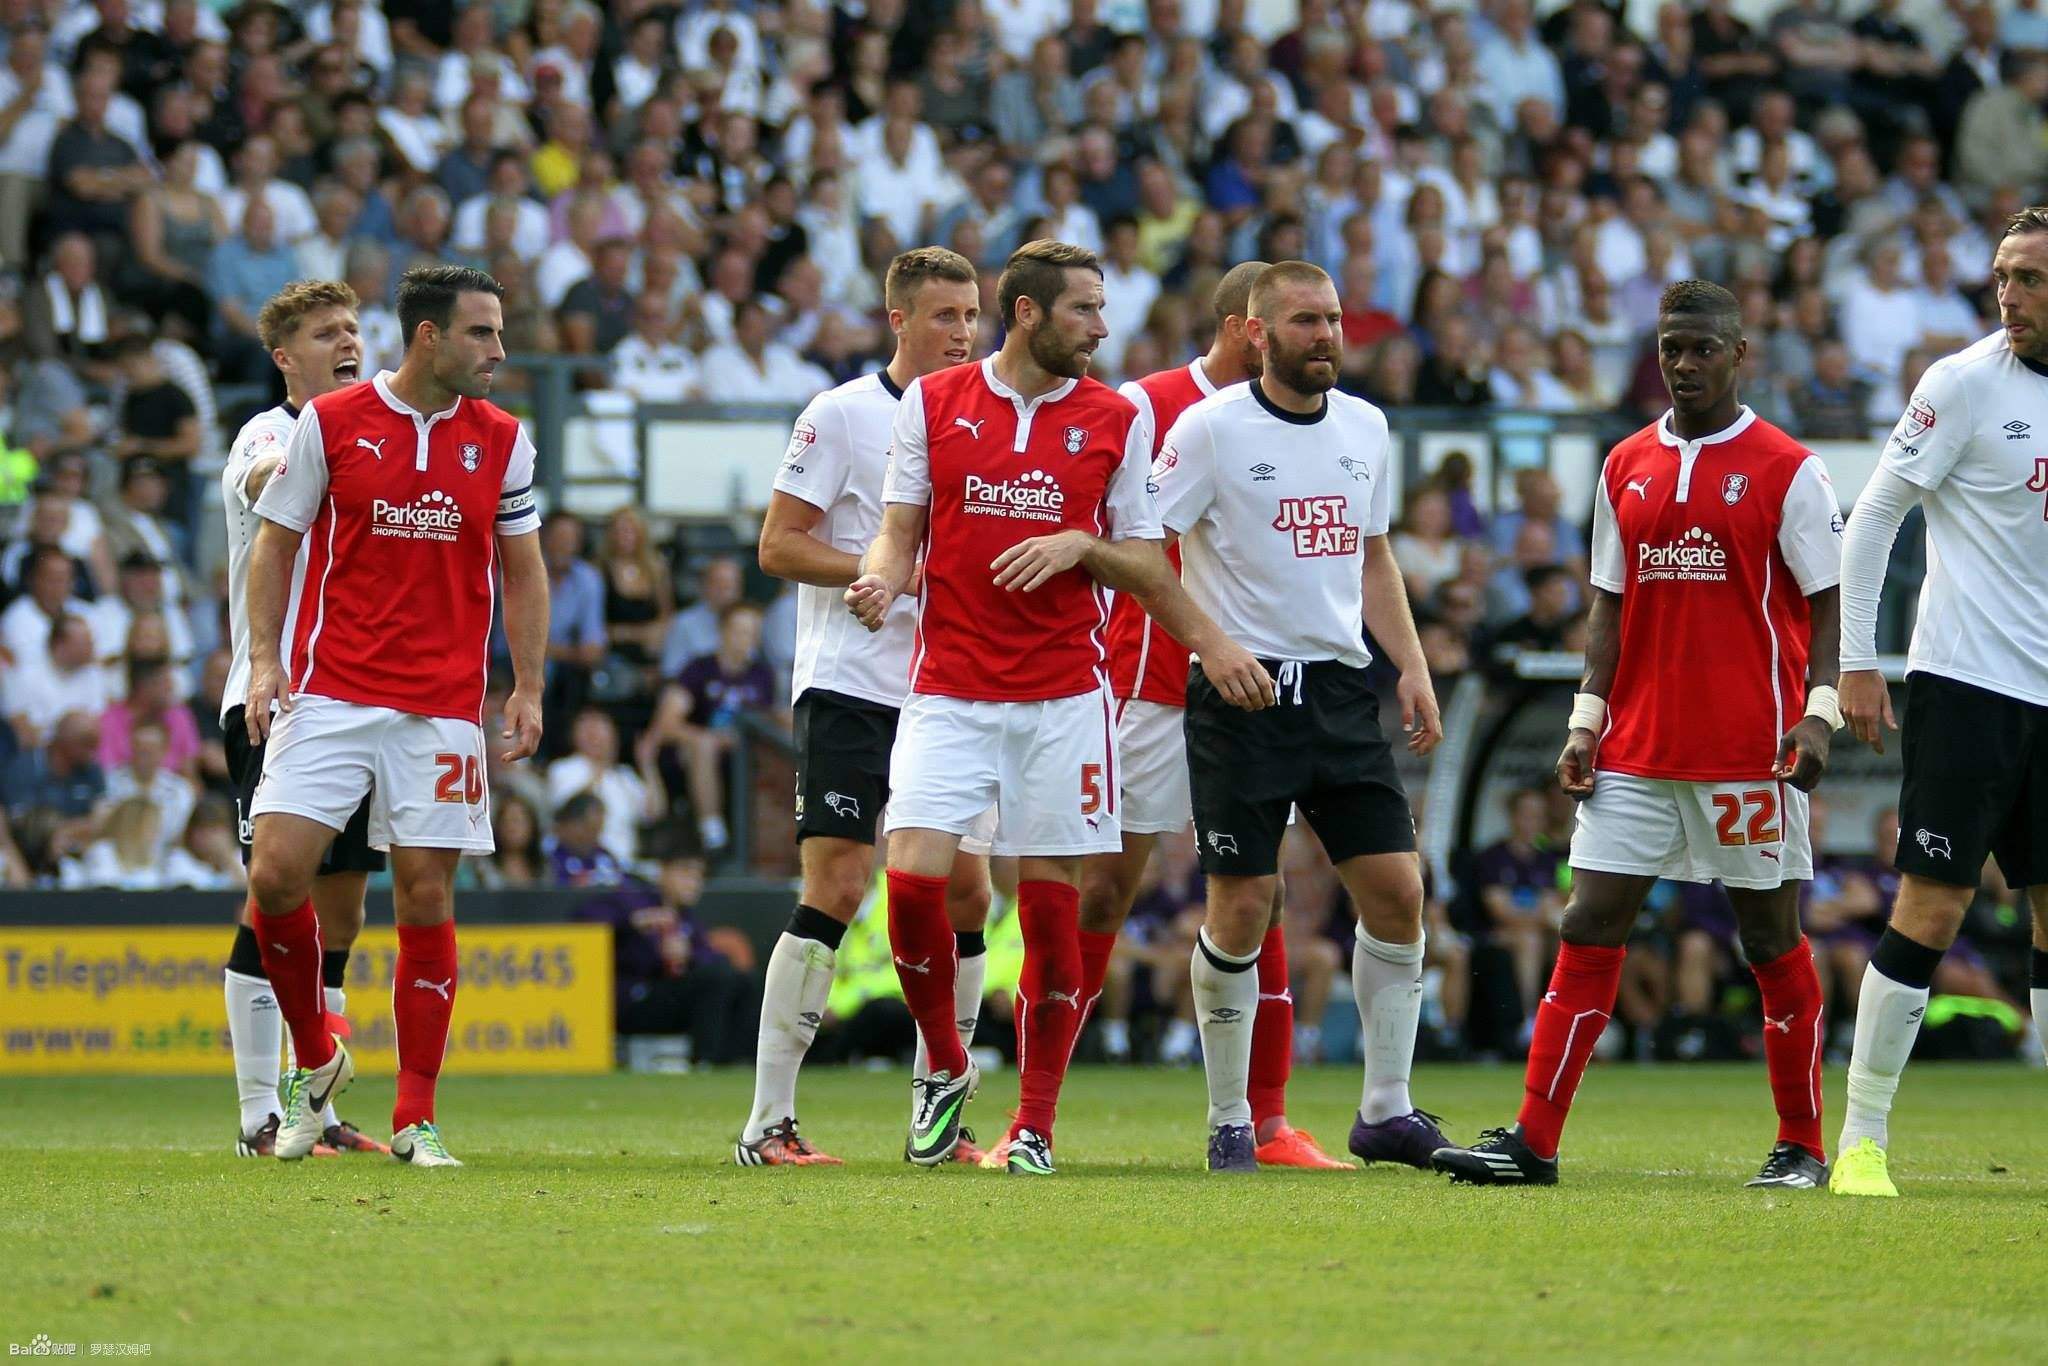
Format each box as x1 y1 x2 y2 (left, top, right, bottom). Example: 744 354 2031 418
1570 773 1811 890
1116 698 1191 835
885 688 1119 857
250 694 494 853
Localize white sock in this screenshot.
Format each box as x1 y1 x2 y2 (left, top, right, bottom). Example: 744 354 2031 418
1839 963 1930 1151
2033 988 2048 1068
913 946 986 1115
1354 925 1425 1123
318 985 347 1129
1101 1018 1131 1056
225 968 283 1133
1190 927 1259 1129
744 932 838 1142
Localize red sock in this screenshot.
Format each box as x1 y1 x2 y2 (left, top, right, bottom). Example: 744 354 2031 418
1516 941 1624 1160
253 896 333 1070
1752 937 1825 1161
887 870 965 1076
1077 929 1117 1023
393 919 458 1132
1013 880 1083 1139
1249 926 1293 1133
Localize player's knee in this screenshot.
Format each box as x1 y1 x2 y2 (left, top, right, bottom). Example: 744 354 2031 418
1078 868 1130 933
247 855 308 915
1736 921 1797 967
944 879 990 931
392 868 454 923
1559 895 1630 947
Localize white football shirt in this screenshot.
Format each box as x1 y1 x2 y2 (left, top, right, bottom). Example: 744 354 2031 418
1876 330 2048 706
1151 381 1394 666
772 369 917 708
219 403 312 725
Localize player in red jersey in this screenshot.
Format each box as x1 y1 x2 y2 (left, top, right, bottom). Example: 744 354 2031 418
242 265 549 1167
1432 281 1845 1189
1078 260 1346 1170
848 239 1273 1174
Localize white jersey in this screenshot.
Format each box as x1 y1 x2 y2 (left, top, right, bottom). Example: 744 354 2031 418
219 403 312 725
772 370 916 708
1150 381 1394 666
1877 331 2048 706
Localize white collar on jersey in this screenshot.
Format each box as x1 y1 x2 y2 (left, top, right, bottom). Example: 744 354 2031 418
979 355 1078 410
371 370 464 425
1655 404 1756 454
1188 357 1219 396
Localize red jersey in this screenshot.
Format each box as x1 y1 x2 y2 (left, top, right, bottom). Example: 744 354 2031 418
1104 359 1221 706
256 372 541 724
1590 408 1843 781
882 358 1161 702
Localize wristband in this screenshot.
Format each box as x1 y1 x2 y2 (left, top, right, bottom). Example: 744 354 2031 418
1567 692 1607 734
1805 684 1844 732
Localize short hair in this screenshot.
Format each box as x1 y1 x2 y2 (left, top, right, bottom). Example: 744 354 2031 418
2004 205 2048 241
555 791 603 826
997 239 1101 327
396 264 502 350
126 657 169 693
1657 279 1742 339
1212 259 1270 325
1247 259 1334 321
257 280 360 351
884 246 977 313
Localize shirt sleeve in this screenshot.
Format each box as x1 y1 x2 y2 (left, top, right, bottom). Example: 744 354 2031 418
1837 465 1920 672
252 404 330 533
770 391 850 512
1118 379 1159 455
497 424 541 535
227 421 287 511
1588 459 1624 592
880 378 930 507
1149 407 1217 536
1876 358 1970 491
1777 454 1845 594
1103 405 1163 541
1360 409 1395 537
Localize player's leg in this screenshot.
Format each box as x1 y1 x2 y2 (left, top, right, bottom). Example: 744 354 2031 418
221 708 288 1154
1194 866 1279 1172
1325 846 1444 1170
1250 878 1350 1170
1078 832 1157 1048
388 845 464 1167
2030 887 2048 1065
1728 880 1827 1187
908 838 994 1164
306 869 386 1153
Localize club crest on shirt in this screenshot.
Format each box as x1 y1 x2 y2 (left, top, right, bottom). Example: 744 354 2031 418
1064 425 1087 454
460 442 482 472
1722 473 1748 506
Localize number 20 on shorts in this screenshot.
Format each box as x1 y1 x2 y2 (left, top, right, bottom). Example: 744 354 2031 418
434 752 484 805
1711 788 1780 846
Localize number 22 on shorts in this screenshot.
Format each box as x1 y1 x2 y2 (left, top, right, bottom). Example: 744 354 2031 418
1711 788 1779 846
434 752 484 805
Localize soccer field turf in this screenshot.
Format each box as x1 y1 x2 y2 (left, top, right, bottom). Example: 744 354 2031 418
3 1064 2043 1363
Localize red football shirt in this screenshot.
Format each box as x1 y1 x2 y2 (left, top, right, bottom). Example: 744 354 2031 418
1104 359 1220 706
255 372 542 724
1590 408 1843 781
882 358 1161 702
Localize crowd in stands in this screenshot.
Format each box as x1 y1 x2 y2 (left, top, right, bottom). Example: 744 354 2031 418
0 0 2035 1058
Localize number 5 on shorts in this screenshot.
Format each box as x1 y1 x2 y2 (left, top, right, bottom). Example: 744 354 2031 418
1080 762 1104 815
1711 788 1779 846
434 752 484 805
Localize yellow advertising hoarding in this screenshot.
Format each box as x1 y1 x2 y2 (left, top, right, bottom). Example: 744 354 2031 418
0 924 613 1074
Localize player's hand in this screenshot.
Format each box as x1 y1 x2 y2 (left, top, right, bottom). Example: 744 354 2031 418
1398 669 1443 755
501 686 543 762
1557 729 1598 799
990 531 1092 592
1199 639 1275 710
244 661 289 744
845 573 894 632
1775 716 1831 792
1840 668 1896 754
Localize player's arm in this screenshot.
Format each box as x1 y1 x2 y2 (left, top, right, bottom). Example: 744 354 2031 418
1776 453 1849 790
1362 533 1443 754
1557 587 1620 799
497 528 548 762
1837 468 1918 753
758 492 862 587
244 519 304 744
846 501 926 631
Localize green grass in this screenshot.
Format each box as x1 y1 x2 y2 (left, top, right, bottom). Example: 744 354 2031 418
3 1064 2046 1362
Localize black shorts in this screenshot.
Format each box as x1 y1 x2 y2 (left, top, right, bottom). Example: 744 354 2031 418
223 704 385 874
1896 672 2048 888
1184 658 1415 877
792 688 898 844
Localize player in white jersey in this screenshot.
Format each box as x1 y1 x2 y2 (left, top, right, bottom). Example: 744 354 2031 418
217 282 387 1158
1147 261 1447 1171
1830 209 2048 1197
737 248 998 1166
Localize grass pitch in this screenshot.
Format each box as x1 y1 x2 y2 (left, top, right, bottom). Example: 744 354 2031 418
2 1063 2044 1363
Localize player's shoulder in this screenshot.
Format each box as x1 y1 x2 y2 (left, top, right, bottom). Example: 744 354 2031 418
915 358 984 402
229 404 296 461
1324 387 1390 433
461 395 526 440
1065 373 1140 419
1130 362 1201 405
806 369 891 418
1913 330 2016 405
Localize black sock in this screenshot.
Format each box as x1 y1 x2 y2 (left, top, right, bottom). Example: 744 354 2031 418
226 923 266 978
2031 947 2048 990
788 903 848 950
1871 926 1944 991
321 949 350 990
955 929 986 959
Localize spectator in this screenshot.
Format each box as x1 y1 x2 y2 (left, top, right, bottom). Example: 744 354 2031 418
90 553 194 690
596 507 672 697
4 611 110 751
98 717 194 859
124 140 223 340
665 602 777 854
546 790 625 888
216 134 317 247
608 294 699 403
1488 468 1588 576
698 297 833 404
540 511 606 747
24 232 110 362
661 555 743 678
1489 564 1579 656
97 657 199 777
1790 339 1874 439
1473 787 1564 1043
0 545 94 666
1488 325 1576 410
44 64 148 245
1098 217 1159 374
558 237 636 358
111 342 200 523
1837 238 1920 385
1390 485 1464 602
4 709 105 836
547 706 660 867
478 792 547 889
208 199 302 385
1488 518 1579 625
0 22 71 271
172 794 244 889
58 794 166 889
1413 314 1493 407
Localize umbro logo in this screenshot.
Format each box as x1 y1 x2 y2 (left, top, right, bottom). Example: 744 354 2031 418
251 994 276 1009
2006 420 2031 440
1250 462 1277 481
894 956 932 975
799 1011 823 1028
414 977 452 1000
356 436 387 459
1208 1007 1242 1023
953 416 985 439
